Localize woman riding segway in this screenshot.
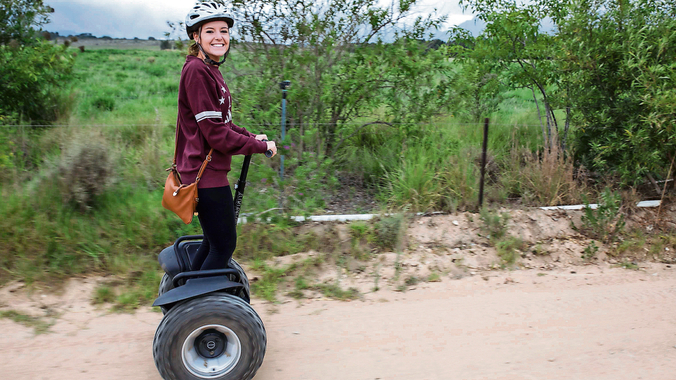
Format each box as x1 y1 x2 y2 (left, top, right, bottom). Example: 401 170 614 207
177 1 277 272
152 3 273 380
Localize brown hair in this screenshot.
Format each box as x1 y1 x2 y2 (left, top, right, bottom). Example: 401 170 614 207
188 42 200 57
187 27 200 57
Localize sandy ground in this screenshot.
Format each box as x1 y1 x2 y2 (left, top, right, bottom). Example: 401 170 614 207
1 263 675 380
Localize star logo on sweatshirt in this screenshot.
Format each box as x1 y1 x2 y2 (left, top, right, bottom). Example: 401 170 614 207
221 86 226 93
219 97 225 105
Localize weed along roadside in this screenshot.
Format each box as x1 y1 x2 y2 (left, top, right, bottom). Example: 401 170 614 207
0 192 674 317
172 204 676 311
2 203 676 328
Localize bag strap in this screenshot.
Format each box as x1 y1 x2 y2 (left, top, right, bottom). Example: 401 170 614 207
195 148 213 184
173 121 214 184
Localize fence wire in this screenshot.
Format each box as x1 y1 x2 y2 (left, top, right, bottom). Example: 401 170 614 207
0 122 550 129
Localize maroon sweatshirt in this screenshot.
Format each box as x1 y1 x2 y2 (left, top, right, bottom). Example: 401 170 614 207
175 55 267 188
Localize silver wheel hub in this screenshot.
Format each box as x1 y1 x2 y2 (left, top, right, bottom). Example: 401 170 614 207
182 324 241 378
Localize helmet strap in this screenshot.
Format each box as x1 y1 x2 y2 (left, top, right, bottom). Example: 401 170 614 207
196 42 228 66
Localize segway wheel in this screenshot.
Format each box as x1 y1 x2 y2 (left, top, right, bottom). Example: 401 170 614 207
229 259 250 300
153 293 266 380
158 273 174 314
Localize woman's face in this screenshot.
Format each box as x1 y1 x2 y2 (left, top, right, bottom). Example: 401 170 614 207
195 20 230 60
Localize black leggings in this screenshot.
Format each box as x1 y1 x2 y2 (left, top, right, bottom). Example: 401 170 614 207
192 186 237 271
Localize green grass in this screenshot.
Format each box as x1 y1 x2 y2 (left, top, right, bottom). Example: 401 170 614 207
373 214 405 251
480 208 510 241
0 181 198 285
404 275 421 286
0 309 56 334
287 275 311 299
0 46 605 295
496 236 526 265
582 241 600 261
315 282 360 301
249 260 289 302
478 208 527 266
92 285 116 304
618 260 639 270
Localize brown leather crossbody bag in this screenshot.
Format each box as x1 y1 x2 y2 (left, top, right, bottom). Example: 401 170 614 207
161 122 213 224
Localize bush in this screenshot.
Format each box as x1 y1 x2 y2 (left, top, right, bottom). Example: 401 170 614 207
91 96 115 111
499 143 587 206
57 133 115 211
373 214 405 251
142 64 165 77
480 208 509 241
0 41 74 123
561 0 676 184
579 188 625 243
496 236 526 265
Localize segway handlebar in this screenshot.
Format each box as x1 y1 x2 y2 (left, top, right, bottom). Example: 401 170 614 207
263 139 274 158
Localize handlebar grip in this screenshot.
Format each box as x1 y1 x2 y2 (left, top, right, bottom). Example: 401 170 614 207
262 139 273 158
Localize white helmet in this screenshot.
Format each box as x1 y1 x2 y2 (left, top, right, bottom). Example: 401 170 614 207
185 2 234 40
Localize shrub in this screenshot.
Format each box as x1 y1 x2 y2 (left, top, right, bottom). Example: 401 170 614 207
57 133 115 211
142 64 166 77
373 214 405 251
582 241 599 260
496 236 526 265
500 143 587 206
0 41 74 123
579 188 625 243
480 208 509 241
91 96 115 111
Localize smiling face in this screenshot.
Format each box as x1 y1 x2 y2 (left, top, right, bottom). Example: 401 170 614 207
194 20 230 61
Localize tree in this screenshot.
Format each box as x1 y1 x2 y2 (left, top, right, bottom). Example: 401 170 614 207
0 41 74 122
446 28 503 122
0 0 73 123
458 0 571 151
0 0 54 45
221 0 448 156
459 0 676 186
558 0 676 185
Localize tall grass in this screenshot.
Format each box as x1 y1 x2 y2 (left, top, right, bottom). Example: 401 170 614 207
335 89 565 212
0 47 590 288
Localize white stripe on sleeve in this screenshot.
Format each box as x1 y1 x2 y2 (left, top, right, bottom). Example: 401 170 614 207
195 111 222 123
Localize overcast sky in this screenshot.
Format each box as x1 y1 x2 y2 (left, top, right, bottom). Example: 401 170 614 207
45 0 473 39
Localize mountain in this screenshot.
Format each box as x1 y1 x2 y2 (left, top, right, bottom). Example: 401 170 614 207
456 18 487 36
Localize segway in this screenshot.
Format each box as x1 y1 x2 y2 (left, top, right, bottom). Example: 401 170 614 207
152 152 268 380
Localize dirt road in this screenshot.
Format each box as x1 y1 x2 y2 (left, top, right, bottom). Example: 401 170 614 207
2 264 676 380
